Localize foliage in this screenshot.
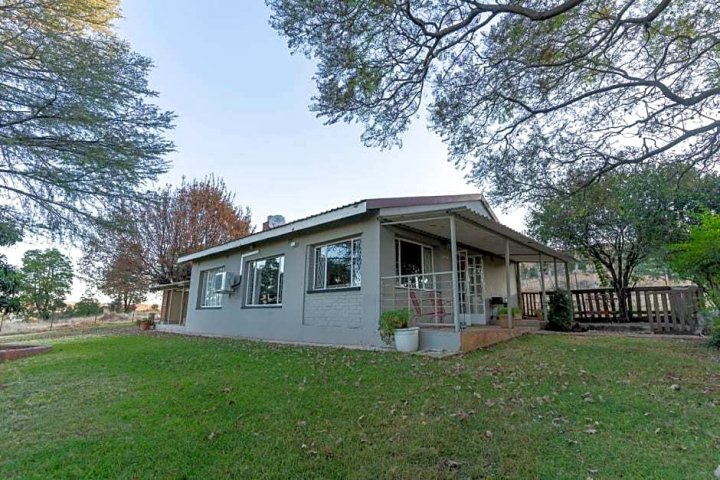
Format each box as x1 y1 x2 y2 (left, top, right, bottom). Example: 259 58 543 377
546 290 574 332
668 212 720 308
267 1 720 205
528 167 720 321
497 306 520 316
70 293 104 317
0 0 174 238
710 317 720 349
0 220 22 247
83 175 253 286
1 333 719 478
0 258 23 331
96 241 148 312
378 309 410 344
20 248 73 320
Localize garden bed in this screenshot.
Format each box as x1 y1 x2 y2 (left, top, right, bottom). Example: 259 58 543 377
0 344 51 361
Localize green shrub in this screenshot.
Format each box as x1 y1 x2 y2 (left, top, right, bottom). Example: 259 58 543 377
497 306 508 315
378 309 411 345
710 317 720 349
511 306 521 316
546 290 574 331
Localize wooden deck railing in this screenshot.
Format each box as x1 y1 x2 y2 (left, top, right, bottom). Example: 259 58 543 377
521 287 702 332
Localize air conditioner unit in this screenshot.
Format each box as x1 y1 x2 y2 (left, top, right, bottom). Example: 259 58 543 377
213 271 239 294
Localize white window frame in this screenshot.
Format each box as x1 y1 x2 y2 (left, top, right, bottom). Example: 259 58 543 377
313 237 362 290
245 255 284 307
395 238 435 289
198 266 225 308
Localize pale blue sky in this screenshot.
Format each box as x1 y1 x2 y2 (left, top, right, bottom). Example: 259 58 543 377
6 0 524 300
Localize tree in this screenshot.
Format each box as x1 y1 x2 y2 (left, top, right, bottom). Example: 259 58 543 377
0 0 174 238
527 167 720 322
0 260 23 332
84 176 253 287
71 291 104 317
98 241 149 312
267 1 720 204
668 212 720 308
21 248 73 323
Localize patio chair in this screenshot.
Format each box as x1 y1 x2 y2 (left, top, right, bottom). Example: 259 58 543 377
409 291 451 325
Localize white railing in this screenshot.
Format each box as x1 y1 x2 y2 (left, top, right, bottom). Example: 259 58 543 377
380 272 457 326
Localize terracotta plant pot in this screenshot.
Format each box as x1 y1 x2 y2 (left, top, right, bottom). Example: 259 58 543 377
139 322 151 331
497 314 510 329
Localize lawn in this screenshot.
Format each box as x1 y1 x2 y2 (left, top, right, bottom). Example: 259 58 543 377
1 332 718 479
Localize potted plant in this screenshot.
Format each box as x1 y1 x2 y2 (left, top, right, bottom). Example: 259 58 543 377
138 313 155 331
512 306 522 321
534 308 544 320
378 309 418 352
497 306 510 328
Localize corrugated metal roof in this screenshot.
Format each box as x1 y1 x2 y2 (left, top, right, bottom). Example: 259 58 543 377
176 194 514 263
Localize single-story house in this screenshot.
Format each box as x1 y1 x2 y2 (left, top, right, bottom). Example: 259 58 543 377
173 194 573 352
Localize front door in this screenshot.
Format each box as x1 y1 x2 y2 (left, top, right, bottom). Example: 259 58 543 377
458 252 486 325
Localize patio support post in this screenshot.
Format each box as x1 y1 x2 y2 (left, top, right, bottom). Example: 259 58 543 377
564 262 572 291
505 239 513 329
564 261 574 321
168 288 174 325
539 254 548 322
449 215 461 332
553 258 559 291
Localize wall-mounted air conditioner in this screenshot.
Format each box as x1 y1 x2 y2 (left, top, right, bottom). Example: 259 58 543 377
214 271 239 294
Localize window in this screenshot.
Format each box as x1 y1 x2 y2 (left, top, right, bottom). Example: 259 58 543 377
198 266 224 308
246 256 284 306
395 239 434 288
313 238 361 290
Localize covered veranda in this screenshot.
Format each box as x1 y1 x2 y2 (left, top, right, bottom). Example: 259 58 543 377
151 280 190 326
379 206 575 335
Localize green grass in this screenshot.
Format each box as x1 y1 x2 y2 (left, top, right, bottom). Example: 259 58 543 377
1 332 719 479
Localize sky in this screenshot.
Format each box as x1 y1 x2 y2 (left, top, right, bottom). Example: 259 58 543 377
5 0 525 301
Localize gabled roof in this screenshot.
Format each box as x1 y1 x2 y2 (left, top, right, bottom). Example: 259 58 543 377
177 193 558 263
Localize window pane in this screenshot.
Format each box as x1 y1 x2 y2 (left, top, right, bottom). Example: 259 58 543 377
352 239 362 287
313 239 360 290
396 240 433 289
326 240 351 288
423 246 433 273
199 266 224 308
314 247 326 289
247 256 284 305
399 241 422 276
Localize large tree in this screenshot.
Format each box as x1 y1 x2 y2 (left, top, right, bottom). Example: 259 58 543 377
267 1 720 203
527 167 720 321
97 241 149 312
668 212 720 308
0 0 174 238
84 176 253 287
21 248 73 322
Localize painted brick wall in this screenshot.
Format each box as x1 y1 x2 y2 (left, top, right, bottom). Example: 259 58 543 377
303 290 362 328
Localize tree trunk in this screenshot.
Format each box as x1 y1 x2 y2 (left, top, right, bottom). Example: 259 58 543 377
612 282 631 323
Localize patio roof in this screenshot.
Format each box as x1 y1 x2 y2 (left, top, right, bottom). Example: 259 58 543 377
149 280 191 291
379 206 574 264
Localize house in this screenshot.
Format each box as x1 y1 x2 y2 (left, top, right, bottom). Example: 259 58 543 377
171 194 573 352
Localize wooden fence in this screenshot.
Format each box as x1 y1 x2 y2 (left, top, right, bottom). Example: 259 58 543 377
521 287 702 333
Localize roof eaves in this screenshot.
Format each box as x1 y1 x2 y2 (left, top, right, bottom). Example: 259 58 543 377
177 200 369 263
